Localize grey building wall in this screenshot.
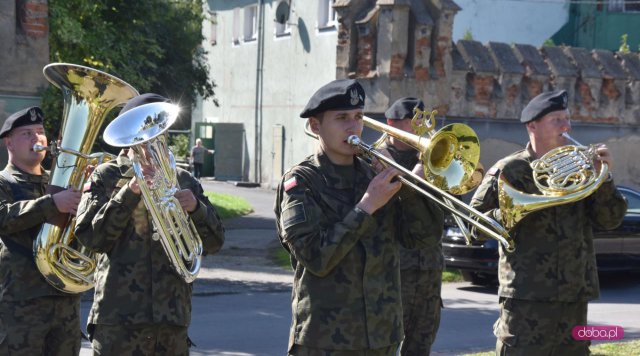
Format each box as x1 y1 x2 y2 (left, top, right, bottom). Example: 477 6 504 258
197 0 340 185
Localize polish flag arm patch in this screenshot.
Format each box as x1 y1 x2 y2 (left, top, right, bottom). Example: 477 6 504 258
284 176 298 192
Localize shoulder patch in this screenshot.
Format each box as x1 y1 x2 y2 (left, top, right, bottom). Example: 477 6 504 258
487 167 500 176
282 201 307 230
284 176 298 192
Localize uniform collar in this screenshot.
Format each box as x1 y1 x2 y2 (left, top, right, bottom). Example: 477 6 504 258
4 162 49 183
312 148 374 190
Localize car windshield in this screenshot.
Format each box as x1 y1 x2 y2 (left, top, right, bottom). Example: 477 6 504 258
621 188 640 213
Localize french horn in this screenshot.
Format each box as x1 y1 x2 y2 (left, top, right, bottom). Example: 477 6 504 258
498 133 610 231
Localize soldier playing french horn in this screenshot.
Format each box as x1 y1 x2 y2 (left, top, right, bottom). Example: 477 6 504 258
75 94 225 355
470 90 627 355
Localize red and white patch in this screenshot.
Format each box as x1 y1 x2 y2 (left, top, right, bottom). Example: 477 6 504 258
284 176 298 192
487 167 499 176
82 182 92 192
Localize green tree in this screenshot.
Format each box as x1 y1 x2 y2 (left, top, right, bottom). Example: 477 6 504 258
463 28 474 41
44 0 217 138
619 34 631 54
170 133 190 159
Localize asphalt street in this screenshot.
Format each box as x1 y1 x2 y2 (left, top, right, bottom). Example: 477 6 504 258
78 180 640 355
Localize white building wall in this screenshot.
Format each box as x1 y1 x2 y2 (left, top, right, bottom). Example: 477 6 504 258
197 0 339 184
452 0 569 46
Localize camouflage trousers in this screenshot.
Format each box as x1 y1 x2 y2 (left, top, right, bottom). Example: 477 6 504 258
399 268 442 356
89 323 189 356
0 295 81 356
289 343 399 356
494 298 590 355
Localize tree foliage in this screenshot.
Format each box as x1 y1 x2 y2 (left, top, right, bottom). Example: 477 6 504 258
44 0 217 135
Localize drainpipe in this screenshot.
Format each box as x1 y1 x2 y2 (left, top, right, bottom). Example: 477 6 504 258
254 0 265 183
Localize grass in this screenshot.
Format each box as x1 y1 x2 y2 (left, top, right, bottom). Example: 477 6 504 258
270 246 293 271
442 268 465 282
204 192 253 220
463 339 640 355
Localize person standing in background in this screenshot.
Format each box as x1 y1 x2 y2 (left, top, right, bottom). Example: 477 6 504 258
191 138 214 179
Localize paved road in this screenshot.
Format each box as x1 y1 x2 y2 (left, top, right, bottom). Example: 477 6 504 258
79 181 640 355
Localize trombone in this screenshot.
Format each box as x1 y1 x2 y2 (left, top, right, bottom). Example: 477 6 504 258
304 109 514 252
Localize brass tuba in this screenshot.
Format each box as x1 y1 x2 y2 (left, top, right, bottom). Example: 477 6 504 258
304 109 514 252
103 102 203 283
33 63 139 293
498 133 609 231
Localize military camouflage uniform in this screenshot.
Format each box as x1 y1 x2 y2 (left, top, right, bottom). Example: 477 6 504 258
381 143 444 356
0 163 81 355
274 149 444 354
470 144 627 355
75 154 225 355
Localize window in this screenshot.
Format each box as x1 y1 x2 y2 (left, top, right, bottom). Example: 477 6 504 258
244 5 258 42
317 0 336 29
209 11 218 45
275 21 291 37
232 8 241 44
609 0 640 12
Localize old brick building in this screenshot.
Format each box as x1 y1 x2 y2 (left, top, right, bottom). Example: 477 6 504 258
0 0 49 165
200 0 640 187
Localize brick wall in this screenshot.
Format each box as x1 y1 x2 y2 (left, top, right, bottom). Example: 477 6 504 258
337 0 640 126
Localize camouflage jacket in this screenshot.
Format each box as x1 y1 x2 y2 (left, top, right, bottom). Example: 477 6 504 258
470 144 627 302
0 163 73 301
75 155 225 327
381 142 444 271
274 149 444 350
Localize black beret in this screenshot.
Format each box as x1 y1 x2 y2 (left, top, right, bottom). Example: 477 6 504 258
385 97 425 120
521 90 568 123
0 106 45 138
300 79 365 118
120 93 170 115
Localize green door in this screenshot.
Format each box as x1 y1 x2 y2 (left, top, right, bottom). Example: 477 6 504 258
194 123 215 177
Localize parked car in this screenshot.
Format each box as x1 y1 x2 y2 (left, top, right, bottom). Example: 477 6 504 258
443 186 640 286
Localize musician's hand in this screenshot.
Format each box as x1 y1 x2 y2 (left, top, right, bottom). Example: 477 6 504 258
594 144 613 173
371 148 393 173
128 177 142 195
174 189 198 213
53 188 82 215
356 167 402 214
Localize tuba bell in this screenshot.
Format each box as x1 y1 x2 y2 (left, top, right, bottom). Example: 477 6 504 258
498 132 609 231
33 63 139 293
103 102 203 283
